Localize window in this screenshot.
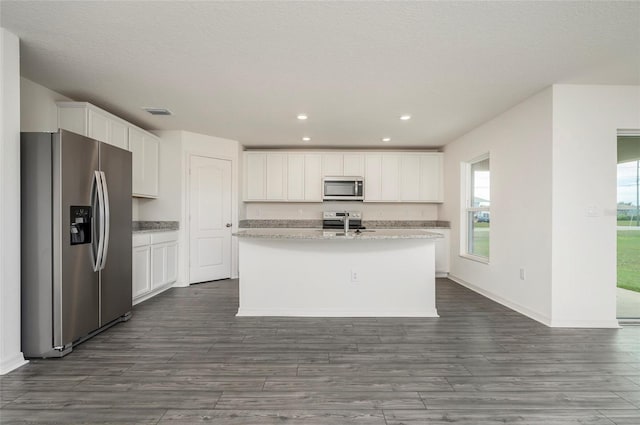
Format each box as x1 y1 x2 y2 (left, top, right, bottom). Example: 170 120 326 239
462 155 490 261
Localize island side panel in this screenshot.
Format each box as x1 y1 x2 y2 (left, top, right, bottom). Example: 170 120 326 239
237 238 438 317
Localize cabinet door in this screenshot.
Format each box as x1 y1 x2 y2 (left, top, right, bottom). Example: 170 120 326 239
364 154 382 201
88 109 110 144
343 154 364 177
245 152 266 200
129 128 159 198
266 153 287 200
144 135 159 197
399 155 421 201
287 154 305 201
380 154 400 201
151 244 166 289
132 246 151 298
431 229 450 275
58 107 88 136
419 154 443 202
129 128 145 196
304 154 322 201
322 154 343 177
165 242 178 284
109 120 129 150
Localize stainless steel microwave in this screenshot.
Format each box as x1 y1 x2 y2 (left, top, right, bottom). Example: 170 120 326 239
323 177 364 201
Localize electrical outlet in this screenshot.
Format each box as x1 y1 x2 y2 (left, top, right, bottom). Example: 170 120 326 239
351 269 360 282
519 268 526 280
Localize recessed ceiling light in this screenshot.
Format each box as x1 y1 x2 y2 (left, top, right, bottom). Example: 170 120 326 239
297 114 308 120
400 114 411 121
142 107 173 116
382 137 391 142
302 137 311 142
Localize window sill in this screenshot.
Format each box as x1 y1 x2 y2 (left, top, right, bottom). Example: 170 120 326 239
459 253 490 265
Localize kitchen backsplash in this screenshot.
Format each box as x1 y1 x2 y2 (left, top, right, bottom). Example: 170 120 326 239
239 219 450 229
243 202 439 220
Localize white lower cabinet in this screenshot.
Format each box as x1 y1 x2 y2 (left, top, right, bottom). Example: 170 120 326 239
133 231 179 305
430 229 450 277
132 243 151 299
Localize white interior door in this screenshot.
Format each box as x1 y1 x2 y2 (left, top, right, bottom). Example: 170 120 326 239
189 155 232 283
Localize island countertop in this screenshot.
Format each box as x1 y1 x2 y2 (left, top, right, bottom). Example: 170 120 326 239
234 228 443 240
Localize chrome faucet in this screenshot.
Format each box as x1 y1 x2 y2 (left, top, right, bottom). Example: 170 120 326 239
342 212 350 233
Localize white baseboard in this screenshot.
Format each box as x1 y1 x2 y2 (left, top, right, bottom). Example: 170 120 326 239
133 283 174 305
448 274 552 326
548 319 620 328
436 272 449 278
0 352 27 375
171 280 189 288
237 308 439 318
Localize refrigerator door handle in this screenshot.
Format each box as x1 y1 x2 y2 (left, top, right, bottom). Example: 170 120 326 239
91 171 105 272
99 171 110 270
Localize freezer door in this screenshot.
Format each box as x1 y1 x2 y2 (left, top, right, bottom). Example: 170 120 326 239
54 130 100 347
99 142 132 326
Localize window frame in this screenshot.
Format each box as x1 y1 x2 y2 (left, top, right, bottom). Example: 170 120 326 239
460 153 491 264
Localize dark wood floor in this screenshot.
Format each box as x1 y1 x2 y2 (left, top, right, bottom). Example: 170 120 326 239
1 279 640 424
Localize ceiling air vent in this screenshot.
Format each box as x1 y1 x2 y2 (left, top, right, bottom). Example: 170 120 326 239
142 107 173 116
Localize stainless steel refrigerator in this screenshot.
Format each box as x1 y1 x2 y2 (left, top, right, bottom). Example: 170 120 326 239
21 130 132 358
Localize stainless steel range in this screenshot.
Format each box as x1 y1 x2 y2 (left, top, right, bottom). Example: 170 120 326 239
322 211 364 230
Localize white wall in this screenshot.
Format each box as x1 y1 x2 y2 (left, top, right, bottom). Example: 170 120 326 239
439 87 554 324
20 77 72 132
0 28 27 374
440 84 640 328
550 85 640 327
244 202 439 221
140 130 241 285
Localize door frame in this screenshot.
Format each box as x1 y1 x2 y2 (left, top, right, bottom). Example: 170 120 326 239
185 152 236 285
617 129 640 322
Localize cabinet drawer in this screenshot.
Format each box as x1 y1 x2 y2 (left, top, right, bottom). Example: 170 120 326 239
133 233 151 247
150 231 178 244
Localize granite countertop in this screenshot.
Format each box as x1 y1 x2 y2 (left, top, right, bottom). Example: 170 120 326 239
234 228 443 240
132 221 179 233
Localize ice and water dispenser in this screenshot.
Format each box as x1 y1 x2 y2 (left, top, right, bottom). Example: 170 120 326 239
70 206 92 245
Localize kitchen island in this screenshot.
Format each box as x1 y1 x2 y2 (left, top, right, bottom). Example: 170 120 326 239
234 229 442 317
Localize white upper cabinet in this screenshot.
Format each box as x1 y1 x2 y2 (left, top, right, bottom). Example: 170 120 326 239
286 153 322 202
245 152 267 200
58 101 160 198
322 153 343 177
109 120 129 150
129 127 159 198
321 153 365 177
399 155 421 201
380 154 400 201
364 152 443 203
419 154 443 202
58 102 130 150
245 151 443 203
265 153 287 200
88 109 109 143
303 154 322 201
287 154 305 201
343 154 365 177
364 154 382 201
244 152 287 201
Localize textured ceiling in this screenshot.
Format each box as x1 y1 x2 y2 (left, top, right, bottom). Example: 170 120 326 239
2 1 639 147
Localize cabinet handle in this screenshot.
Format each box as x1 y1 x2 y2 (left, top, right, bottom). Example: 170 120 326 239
225 223 232 228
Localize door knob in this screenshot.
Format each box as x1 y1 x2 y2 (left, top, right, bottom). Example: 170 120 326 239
225 223 232 228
